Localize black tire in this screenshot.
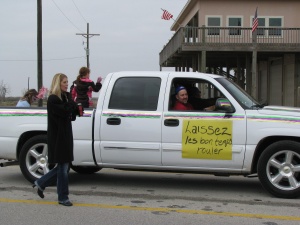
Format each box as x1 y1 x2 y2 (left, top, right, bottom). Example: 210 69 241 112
19 135 52 183
257 140 300 198
70 164 101 174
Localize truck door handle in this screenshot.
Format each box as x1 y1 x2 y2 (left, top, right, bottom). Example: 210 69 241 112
107 118 121 125
164 119 179 127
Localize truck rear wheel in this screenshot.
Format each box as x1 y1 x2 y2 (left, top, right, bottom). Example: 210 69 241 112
19 135 53 183
70 164 101 174
257 140 300 198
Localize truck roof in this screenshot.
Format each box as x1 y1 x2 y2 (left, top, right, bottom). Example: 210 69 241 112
107 71 224 79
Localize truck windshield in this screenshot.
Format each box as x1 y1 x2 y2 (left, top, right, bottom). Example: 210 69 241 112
215 78 260 109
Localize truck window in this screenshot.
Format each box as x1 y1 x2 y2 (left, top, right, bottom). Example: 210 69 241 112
169 78 224 111
215 78 259 109
109 77 161 111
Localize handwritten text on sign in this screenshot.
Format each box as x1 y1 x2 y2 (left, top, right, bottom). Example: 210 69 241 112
182 120 232 160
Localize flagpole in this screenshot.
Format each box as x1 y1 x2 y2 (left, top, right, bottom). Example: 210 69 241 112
251 7 258 99
171 17 182 28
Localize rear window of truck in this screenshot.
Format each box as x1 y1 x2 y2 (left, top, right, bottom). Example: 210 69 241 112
109 77 161 111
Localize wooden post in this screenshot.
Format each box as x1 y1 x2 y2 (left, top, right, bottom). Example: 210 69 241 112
246 53 252 94
201 26 206 73
252 29 258 99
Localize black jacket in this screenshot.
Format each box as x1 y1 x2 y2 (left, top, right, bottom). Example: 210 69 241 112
47 92 78 163
70 78 102 108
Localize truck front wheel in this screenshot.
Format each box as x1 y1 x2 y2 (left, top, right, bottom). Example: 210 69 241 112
19 135 53 183
257 140 300 198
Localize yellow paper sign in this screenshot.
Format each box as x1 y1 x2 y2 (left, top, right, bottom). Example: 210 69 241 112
182 120 232 160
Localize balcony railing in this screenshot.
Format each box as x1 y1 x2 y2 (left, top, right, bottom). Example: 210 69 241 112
160 27 300 65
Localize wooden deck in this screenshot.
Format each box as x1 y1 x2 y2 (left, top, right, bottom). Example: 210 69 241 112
159 27 300 67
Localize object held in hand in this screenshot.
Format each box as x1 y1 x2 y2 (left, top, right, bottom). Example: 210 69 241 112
37 86 48 99
97 76 102 83
78 103 83 116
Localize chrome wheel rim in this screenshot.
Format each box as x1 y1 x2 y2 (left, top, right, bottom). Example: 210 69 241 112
267 150 300 191
25 143 50 179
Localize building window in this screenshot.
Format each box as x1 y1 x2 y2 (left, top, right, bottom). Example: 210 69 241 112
257 18 265 36
269 18 282 36
228 17 242 35
109 77 161 111
207 17 221 35
251 16 282 36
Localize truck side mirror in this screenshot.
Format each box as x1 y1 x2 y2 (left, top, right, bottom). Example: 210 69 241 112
215 98 235 113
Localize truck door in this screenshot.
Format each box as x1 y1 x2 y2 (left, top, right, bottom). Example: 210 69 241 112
100 72 167 166
162 74 247 171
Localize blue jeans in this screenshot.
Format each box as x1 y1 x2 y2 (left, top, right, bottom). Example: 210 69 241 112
35 163 70 202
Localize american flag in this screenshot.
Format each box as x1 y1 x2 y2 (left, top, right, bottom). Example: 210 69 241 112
161 9 173 20
252 7 258 33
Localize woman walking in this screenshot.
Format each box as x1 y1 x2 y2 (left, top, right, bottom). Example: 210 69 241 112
33 73 80 206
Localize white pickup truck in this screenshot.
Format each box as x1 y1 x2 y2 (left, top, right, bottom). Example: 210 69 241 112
1 71 300 199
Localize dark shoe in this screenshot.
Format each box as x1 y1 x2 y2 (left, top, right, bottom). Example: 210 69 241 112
32 182 44 199
59 200 73 207
37 188 44 199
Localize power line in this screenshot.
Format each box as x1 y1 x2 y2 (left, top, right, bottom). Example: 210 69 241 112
0 56 85 62
51 0 84 33
44 56 86 61
71 0 88 23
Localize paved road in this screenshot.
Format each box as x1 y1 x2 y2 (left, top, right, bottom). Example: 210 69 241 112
0 164 299 225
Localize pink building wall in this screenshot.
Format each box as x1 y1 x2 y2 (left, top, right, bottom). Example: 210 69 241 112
174 0 300 29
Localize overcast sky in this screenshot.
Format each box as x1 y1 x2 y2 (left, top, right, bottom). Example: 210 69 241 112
0 0 187 96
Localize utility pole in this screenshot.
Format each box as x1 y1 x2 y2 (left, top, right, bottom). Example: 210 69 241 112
37 0 43 106
76 23 100 68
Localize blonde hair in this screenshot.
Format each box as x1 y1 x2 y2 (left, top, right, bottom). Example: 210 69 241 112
49 73 68 99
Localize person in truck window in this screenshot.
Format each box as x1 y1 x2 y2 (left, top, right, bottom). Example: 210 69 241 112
33 73 80 207
16 89 38 107
70 66 102 108
188 86 216 111
172 86 194 110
